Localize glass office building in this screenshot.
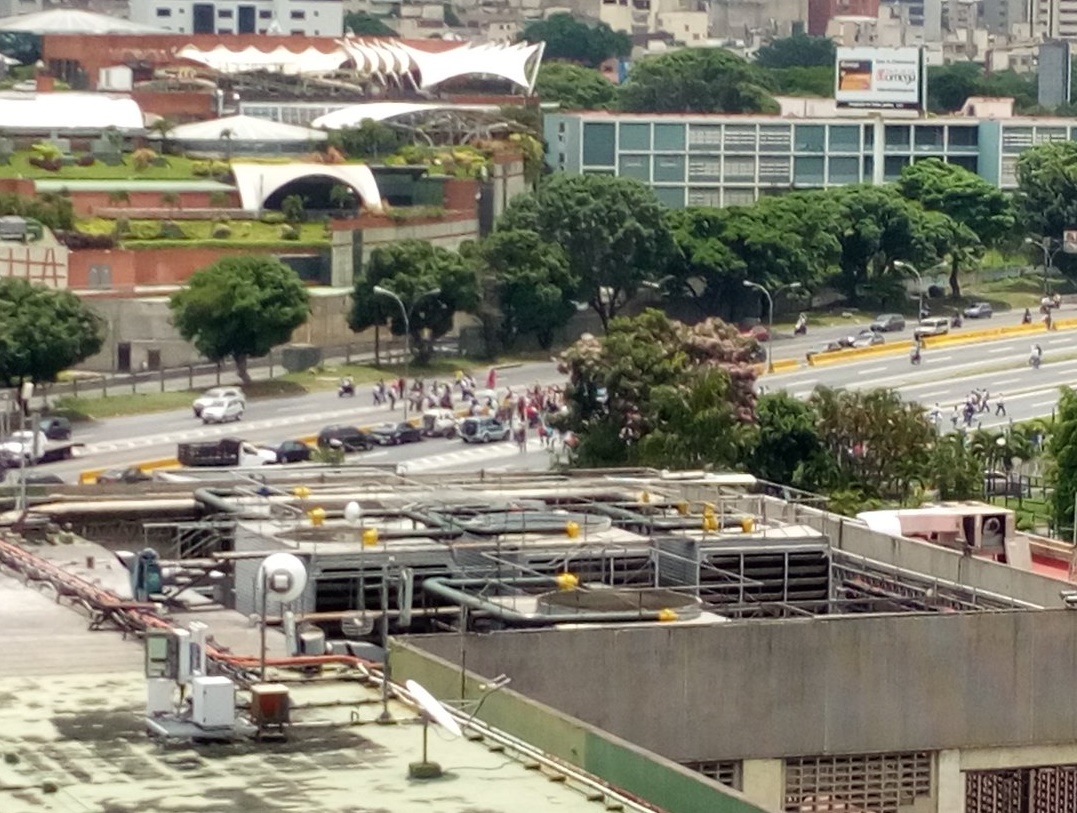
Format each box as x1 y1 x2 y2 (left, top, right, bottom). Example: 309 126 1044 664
544 112 1077 208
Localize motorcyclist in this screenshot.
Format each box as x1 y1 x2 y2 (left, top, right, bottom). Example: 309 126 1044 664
1022 308 1033 324
1030 343 1043 368
951 310 963 328
339 376 355 395
794 313 808 335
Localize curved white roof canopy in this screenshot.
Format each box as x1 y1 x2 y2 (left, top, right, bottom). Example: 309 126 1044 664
176 45 349 76
0 93 144 132
231 163 383 213
164 114 327 143
311 102 495 130
178 39 544 92
0 8 166 34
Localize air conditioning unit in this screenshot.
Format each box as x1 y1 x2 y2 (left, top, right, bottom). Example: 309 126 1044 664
962 512 1011 552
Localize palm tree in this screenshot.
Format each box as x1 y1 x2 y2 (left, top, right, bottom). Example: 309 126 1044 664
220 128 234 164
149 117 175 155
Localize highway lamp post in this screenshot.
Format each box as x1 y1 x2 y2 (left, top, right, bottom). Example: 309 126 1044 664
742 280 802 373
1025 236 1063 296
893 260 924 320
372 286 440 420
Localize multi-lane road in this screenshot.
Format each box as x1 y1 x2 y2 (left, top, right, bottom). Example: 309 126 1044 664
12 310 1076 483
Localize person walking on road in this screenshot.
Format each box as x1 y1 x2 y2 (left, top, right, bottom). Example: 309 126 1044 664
996 394 1006 416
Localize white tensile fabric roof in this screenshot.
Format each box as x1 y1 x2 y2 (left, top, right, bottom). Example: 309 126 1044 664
311 102 491 130
165 114 327 143
231 163 383 213
177 38 544 92
0 9 165 34
0 93 144 132
176 45 349 77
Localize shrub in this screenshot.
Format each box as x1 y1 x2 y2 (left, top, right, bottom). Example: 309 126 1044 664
31 141 62 162
28 156 62 172
75 154 95 167
927 284 945 299
127 221 159 240
55 231 116 249
281 194 306 224
208 190 231 207
260 211 286 224
211 224 232 239
280 225 300 240
130 147 158 171
158 220 185 239
191 160 212 177
113 217 130 238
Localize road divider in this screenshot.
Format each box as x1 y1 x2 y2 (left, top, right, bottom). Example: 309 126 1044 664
804 340 913 367
768 358 801 374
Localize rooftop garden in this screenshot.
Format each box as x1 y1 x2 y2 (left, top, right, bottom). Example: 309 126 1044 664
74 215 330 249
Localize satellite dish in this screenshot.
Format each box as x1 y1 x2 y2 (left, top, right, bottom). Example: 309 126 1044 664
405 679 460 780
258 553 308 604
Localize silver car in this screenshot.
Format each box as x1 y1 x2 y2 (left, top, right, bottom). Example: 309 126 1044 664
869 313 906 332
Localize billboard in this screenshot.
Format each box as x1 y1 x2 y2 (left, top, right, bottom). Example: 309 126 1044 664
835 46 925 110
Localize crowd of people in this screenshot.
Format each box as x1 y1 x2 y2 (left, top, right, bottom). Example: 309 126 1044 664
927 389 1007 430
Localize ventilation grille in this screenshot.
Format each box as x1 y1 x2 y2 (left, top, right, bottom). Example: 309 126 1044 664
967 764 1077 813
683 759 741 790
784 752 932 813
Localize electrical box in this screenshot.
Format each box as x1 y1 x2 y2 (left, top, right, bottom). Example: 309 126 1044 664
191 676 235 729
146 678 174 716
145 630 179 680
250 684 290 726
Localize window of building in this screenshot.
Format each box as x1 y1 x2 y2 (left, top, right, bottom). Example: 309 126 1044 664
784 752 931 813
653 155 685 182
793 156 824 184
794 125 825 153
155 7 172 16
1001 127 1033 153
828 156 860 184
290 29 303 35
863 125 874 149
654 123 685 151
862 155 874 179
654 187 685 208
884 154 909 180
687 188 721 207
218 8 233 17
291 10 306 19
827 125 860 152
1000 155 1018 186
688 157 721 182
884 125 911 149
259 9 271 18
619 123 651 151
758 156 791 184
947 126 978 148
723 155 755 183
618 154 650 181
723 125 756 151
947 155 977 172
218 28 233 33
688 125 721 149
582 123 616 166
724 188 756 206
1035 127 1067 144
913 125 945 151
759 125 792 152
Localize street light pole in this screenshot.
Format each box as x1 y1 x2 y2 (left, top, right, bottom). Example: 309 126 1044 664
1025 236 1063 296
372 286 440 419
742 280 802 373
894 260 924 319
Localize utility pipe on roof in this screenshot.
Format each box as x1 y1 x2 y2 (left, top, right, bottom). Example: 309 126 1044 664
421 576 674 627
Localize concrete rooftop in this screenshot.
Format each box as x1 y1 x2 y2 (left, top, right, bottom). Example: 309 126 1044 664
0 566 613 813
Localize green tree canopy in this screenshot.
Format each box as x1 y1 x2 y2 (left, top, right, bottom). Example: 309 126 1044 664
328 119 407 160
349 240 480 361
762 65 834 97
497 173 674 330
343 11 397 36
520 14 630 67
618 48 779 114
534 61 617 109
169 255 310 383
750 392 829 490
897 158 1015 247
1051 388 1077 538
475 229 578 350
0 278 103 387
754 34 836 69
1014 141 1077 250
926 63 1037 113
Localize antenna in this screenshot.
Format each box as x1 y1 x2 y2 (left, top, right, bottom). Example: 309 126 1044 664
405 679 461 779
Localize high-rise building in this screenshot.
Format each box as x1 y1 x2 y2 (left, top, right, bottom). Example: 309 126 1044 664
807 0 880 35
128 0 343 36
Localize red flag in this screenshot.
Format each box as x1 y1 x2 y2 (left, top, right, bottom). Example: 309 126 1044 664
486 368 497 389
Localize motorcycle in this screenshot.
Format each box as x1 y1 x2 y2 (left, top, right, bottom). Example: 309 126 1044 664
794 315 808 336
1030 354 1042 369
338 380 355 397
951 314 963 328
910 350 922 366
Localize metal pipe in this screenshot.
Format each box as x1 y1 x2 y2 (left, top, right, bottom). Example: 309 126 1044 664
421 576 674 627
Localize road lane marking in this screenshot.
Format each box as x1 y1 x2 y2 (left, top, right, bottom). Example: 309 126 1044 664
1033 400 1057 408
857 366 886 375
987 346 1011 354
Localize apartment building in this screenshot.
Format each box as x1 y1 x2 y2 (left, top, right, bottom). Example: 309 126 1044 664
128 0 343 36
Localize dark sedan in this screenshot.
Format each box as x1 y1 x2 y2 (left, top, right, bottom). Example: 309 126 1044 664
369 422 423 446
316 425 374 452
271 440 314 464
39 416 72 440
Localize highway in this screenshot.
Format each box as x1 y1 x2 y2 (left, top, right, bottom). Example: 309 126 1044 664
8 310 1075 484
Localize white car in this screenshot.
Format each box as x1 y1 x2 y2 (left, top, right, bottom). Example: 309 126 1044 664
200 397 244 424
193 387 245 418
0 430 45 461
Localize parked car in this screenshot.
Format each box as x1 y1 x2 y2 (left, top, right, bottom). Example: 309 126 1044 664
316 425 374 452
39 416 72 441
851 329 885 348
193 387 245 418
963 302 993 319
460 416 512 444
912 317 951 339
268 440 313 464
201 397 244 424
869 313 906 332
422 409 458 438
97 467 152 484
370 421 423 446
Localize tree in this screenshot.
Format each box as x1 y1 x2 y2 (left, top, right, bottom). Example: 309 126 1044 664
925 63 980 113
0 278 104 387
556 310 760 466
898 158 1014 248
496 173 674 330
343 11 396 36
328 119 406 160
520 14 630 68
349 240 479 361
476 229 578 349
618 48 779 114
929 434 983 500
763 65 834 98
534 62 617 109
169 255 310 384
329 183 357 214
281 194 306 224
750 392 828 489
1014 141 1077 251
754 34 836 69
1051 388 1077 538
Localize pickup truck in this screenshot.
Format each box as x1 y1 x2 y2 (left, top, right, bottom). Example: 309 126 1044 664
177 437 277 468
0 430 84 465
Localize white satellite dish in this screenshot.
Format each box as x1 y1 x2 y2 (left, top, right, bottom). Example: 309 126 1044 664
258 553 308 603
405 679 461 779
